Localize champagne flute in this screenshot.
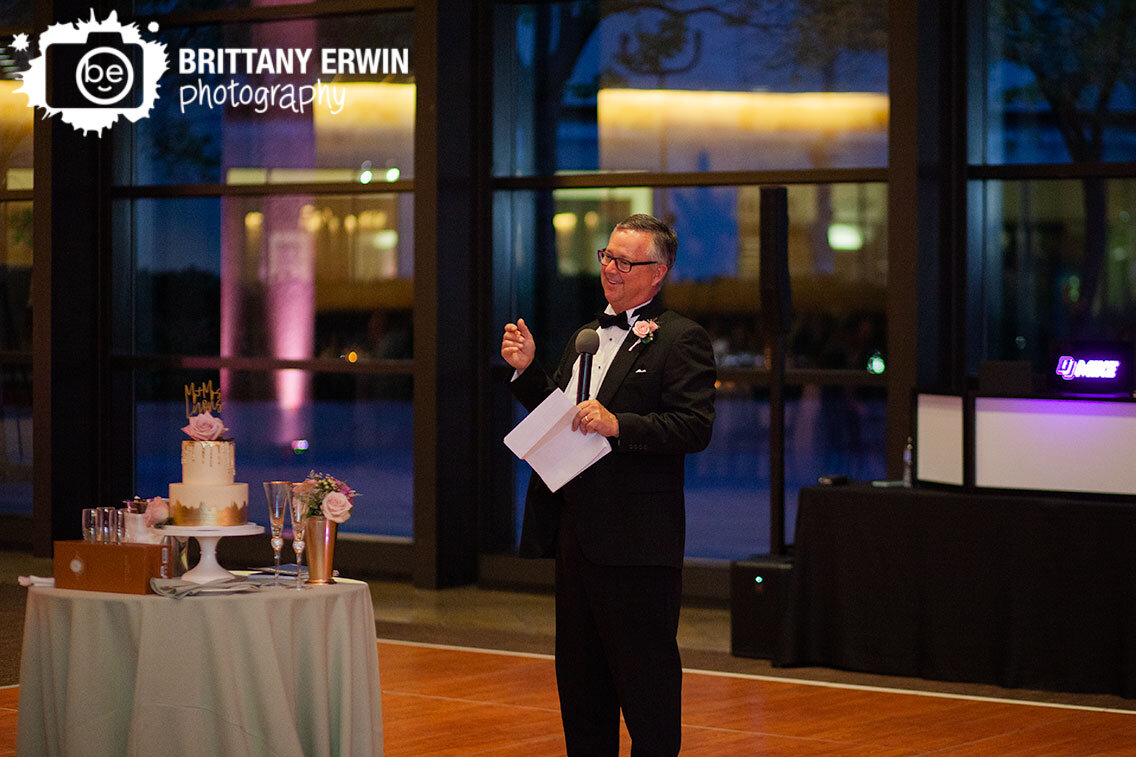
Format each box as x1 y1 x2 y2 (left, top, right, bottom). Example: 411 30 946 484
289 486 307 590
262 482 291 586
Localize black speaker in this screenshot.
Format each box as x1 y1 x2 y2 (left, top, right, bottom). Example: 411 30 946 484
730 555 793 659
759 187 792 337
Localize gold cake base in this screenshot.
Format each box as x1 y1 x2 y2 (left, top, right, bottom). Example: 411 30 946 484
169 500 248 527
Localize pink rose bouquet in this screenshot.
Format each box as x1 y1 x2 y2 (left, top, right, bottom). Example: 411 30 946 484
182 412 228 441
293 471 358 524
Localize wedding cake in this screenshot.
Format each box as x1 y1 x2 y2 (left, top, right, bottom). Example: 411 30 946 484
169 411 249 527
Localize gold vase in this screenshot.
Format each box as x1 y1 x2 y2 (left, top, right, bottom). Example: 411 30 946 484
304 516 337 584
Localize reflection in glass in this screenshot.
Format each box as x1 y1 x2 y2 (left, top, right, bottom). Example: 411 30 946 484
0 81 33 190
973 1 1136 164
496 179 889 559
133 370 412 538
115 12 415 186
511 388 886 560
113 195 414 367
494 1 888 175
494 184 886 373
0 365 31 515
0 201 32 351
116 0 309 12
972 179 1136 370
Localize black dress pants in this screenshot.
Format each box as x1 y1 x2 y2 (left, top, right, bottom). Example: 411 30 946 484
554 518 683 757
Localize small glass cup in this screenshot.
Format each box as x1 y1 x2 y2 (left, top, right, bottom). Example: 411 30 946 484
81 509 98 542
97 507 119 544
117 508 129 544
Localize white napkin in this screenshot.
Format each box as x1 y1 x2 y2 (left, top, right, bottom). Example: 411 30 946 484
151 577 262 598
18 575 54 587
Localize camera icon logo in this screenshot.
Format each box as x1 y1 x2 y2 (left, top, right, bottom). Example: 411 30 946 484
15 11 167 135
47 32 144 108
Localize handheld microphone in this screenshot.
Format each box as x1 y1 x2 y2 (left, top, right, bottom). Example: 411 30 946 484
575 329 600 402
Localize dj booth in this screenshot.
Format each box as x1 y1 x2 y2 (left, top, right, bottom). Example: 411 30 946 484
777 483 1136 696
766 376 1136 696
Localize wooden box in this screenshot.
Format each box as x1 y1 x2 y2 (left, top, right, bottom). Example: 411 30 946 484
54 540 174 594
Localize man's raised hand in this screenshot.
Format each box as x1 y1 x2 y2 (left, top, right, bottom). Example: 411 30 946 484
501 318 536 373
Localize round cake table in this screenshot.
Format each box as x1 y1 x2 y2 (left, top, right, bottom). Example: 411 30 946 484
16 578 383 756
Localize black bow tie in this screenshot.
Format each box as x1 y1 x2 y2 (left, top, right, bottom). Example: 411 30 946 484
596 311 630 330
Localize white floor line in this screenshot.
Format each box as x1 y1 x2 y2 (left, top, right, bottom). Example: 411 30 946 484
376 637 1136 716
379 636 554 660
682 667 1136 715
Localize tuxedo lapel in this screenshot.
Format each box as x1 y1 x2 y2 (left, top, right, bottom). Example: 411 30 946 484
596 330 645 406
596 308 667 407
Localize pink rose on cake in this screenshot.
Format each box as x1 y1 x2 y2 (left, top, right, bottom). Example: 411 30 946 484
182 412 228 441
293 471 358 523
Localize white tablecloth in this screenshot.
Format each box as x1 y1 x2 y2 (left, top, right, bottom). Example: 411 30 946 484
17 579 382 757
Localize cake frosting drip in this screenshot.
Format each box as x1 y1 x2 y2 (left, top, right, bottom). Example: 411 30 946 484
171 440 248 526
182 440 236 485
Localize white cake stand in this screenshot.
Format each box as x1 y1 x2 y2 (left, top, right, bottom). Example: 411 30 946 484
160 523 264 584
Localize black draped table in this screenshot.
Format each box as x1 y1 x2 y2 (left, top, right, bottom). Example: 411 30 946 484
779 484 1136 696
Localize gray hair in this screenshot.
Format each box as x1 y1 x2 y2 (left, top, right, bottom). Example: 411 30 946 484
614 214 677 271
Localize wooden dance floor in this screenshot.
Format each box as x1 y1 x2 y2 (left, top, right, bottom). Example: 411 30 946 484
5 639 1136 755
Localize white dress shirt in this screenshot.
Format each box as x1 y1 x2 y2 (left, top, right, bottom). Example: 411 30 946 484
566 299 654 401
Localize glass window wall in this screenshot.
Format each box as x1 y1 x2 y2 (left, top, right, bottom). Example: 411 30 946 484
971 178 1136 370
493 183 887 559
112 194 413 364
0 200 31 352
0 361 31 516
0 79 33 191
508 385 885 559
494 1 888 176
494 185 887 373
114 12 414 186
115 0 313 12
969 0 1136 377
111 1 417 540
131 368 412 538
971 0 1136 165
0 0 32 519
0 197 31 517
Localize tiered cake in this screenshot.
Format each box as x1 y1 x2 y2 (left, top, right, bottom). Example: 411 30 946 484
169 416 249 527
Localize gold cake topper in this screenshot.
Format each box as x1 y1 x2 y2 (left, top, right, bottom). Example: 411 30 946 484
185 381 223 419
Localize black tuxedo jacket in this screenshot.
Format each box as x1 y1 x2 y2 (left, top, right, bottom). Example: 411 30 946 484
510 299 716 567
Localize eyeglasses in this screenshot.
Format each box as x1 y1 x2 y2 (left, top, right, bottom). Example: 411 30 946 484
597 249 658 273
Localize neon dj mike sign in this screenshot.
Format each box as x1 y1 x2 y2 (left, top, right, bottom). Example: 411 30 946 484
1055 355 1122 381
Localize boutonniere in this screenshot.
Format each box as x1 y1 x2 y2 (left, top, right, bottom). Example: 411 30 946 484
629 319 659 350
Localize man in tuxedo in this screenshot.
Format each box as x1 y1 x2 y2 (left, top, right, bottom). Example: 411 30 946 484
501 214 716 756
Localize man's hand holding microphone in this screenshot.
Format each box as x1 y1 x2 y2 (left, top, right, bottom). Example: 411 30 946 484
502 319 618 438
